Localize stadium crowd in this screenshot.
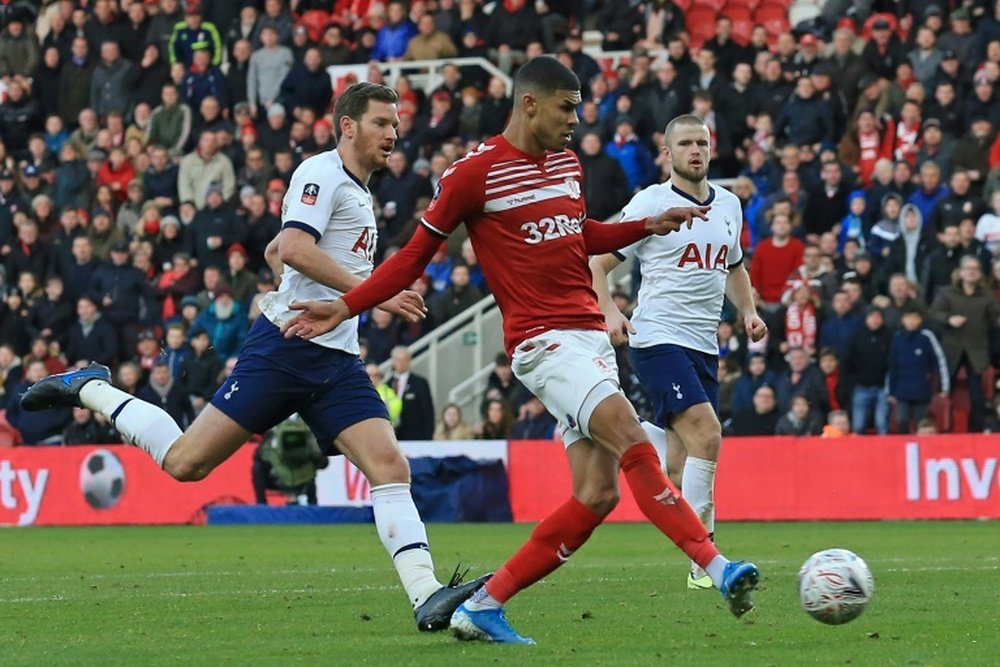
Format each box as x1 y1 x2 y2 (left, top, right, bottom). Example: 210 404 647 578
0 0 999 445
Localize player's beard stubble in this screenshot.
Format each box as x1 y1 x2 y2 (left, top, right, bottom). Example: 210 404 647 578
673 161 708 183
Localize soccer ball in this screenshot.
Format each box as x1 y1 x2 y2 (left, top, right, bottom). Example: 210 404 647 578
798 548 875 625
80 449 126 510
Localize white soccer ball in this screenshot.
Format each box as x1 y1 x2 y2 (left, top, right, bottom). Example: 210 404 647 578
80 449 126 510
798 548 875 625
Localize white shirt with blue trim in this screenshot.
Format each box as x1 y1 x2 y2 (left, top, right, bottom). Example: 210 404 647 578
614 181 744 356
258 149 376 354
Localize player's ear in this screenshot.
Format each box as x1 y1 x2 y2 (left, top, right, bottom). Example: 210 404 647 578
339 115 355 140
521 91 538 116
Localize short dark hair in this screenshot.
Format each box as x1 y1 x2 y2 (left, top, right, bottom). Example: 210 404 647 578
512 56 580 99
334 82 398 140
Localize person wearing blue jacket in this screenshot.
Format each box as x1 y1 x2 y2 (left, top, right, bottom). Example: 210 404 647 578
188 285 247 359
906 161 949 226
729 352 776 417
888 304 950 432
372 2 417 62
605 117 655 193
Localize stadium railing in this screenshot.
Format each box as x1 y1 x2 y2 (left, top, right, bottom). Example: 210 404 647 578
376 57 512 94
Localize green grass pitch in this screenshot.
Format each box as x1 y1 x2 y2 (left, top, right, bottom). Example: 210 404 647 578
1 521 997 666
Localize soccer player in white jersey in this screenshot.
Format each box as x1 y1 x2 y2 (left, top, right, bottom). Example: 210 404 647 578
21 83 487 630
591 115 767 589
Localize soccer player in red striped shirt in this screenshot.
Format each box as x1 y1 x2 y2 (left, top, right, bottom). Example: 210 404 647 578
281 57 760 644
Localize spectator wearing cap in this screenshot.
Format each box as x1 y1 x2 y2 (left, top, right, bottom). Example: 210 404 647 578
222 243 256 304
915 118 956 178
19 163 47 201
178 130 236 209
66 295 118 367
935 49 966 99
182 44 228 111
188 284 247 359
405 13 458 61
148 83 193 157
90 240 156 360
168 4 223 68
90 41 137 119
138 359 194 429
863 18 906 80
278 47 333 119
247 25 294 120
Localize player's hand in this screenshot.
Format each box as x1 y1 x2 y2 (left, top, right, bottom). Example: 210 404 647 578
745 313 768 343
282 299 351 339
377 290 427 323
605 309 635 346
645 206 711 235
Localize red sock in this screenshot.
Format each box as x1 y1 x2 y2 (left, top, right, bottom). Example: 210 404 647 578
620 442 719 568
485 497 603 604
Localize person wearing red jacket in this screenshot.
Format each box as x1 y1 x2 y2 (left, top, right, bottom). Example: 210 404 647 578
95 147 136 204
750 213 805 308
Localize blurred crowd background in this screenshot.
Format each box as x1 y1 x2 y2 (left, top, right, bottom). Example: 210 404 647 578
0 0 999 446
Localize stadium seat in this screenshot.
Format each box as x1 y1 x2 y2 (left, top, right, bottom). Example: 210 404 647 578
692 0 727 11
788 0 822 27
753 2 791 40
720 4 754 45
686 5 720 48
930 394 953 434
298 10 331 43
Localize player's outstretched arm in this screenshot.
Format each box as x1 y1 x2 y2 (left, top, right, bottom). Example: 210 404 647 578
589 253 635 347
581 205 711 255
726 262 767 342
283 225 442 339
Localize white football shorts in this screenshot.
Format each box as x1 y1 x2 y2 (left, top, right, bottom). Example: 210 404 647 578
510 329 622 447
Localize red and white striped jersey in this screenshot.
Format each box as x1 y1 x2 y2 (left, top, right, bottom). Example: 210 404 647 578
422 135 606 354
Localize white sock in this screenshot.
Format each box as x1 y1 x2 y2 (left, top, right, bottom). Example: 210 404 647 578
641 421 669 470
80 381 181 467
462 585 502 611
682 456 717 577
705 554 730 588
370 483 442 609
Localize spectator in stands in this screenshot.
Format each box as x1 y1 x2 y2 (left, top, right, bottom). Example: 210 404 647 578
728 384 780 436
484 0 540 74
182 44 227 111
751 213 805 309
27 276 73 349
885 203 937 286
821 409 852 438
91 240 156 360
429 262 482 325
475 397 515 440
776 77 833 148
373 1 417 63
90 41 135 119
908 161 950 223
433 402 474 441
606 117 655 194
921 223 964 303
138 359 193 429
366 362 403 428
0 14 38 78
189 285 246 359
930 255 1000 432
0 286 30 355
63 407 104 445
169 4 222 68
930 171 986 232
953 115 997 194
66 295 117 366
279 47 333 119
247 25 293 120
730 352 775 417
775 346 829 415
389 345 435 441
190 184 243 269
405 12 457 61
578 132 630 221
889 303 949 433
7 359 71 444
804 160 850 240
376 150 432 240
319 24 352 67
148 83 192 157
775 394 823 436
180 328 223 414
178 131 235 209
0 81 39 153
510 396 557 440
843 305 892 434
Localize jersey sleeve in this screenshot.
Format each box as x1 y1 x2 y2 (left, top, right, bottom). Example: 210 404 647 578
727 195 745 267
281 162 341 241
611 189 656 262
421 158 484 238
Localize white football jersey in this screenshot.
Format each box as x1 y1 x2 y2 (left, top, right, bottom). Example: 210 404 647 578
614 181 743 355
258 149 377 354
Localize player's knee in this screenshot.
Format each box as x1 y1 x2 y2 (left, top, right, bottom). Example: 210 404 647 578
360 449 411 486
576 485 619 517
691 430 722 460
164 454 212 482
